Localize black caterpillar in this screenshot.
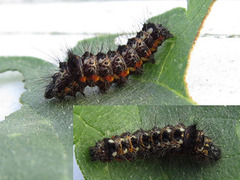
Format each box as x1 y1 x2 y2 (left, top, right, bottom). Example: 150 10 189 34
44 23 173 99
90 124 221 163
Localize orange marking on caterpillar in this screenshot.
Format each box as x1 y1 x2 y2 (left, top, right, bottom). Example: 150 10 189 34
135 60 143 68
150 47 157 52
91 75 100 82
104 75 114 82
119 69 129 77
72 81 78 87
156 36 164 46
128 136 134 153
64 87 71 93
79 76 86 82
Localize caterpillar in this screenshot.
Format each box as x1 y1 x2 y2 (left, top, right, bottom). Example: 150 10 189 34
89 123 221 163
44 23 173 99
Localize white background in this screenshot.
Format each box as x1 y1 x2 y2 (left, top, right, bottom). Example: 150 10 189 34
0 0 239 179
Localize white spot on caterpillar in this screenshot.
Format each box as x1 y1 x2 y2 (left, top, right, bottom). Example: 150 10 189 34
147 28 153 34
112 152 117 157
178 139 183 144
132 43 137 49
84 59 89 64
98 58 104 63
166 127 172 133
108 139 114 143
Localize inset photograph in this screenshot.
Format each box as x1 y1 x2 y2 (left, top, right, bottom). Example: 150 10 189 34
73 105 240 180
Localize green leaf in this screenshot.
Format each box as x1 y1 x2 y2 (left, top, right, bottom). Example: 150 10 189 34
74 105 240 180
0 105 69 180
0 57 73 180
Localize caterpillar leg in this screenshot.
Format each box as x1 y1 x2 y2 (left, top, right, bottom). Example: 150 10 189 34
136 67 143 74
147 54 155 64
97 81 112 92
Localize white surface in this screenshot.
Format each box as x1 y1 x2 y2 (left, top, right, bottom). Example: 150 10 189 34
0 34 93 60
0 1 186 34
73 145 83 180
0 71 26 120
187 37 240 105
186 0 240 105
0 1 240 179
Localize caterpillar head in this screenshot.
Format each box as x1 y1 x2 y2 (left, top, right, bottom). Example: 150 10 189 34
184 124 221 162
44 51 83 99
44 73 63 99
194 134 221 162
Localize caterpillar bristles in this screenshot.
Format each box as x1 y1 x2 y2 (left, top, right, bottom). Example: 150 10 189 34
45 23 173 99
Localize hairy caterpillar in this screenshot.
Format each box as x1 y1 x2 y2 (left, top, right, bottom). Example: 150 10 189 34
89 123 221 163
44 23 173 99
